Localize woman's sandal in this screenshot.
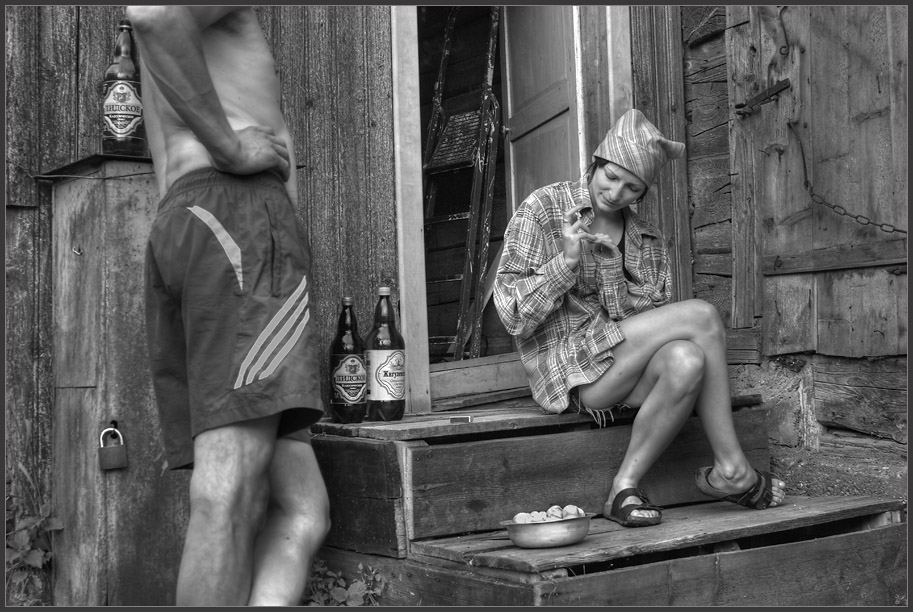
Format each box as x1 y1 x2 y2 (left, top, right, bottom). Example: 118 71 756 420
694 466 778 510
604 487 663 527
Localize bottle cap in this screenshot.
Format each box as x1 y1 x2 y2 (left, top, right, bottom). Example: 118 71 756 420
378 286 391 296
342 296 354 306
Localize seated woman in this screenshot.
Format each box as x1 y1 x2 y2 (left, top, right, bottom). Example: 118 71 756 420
493 109 786 527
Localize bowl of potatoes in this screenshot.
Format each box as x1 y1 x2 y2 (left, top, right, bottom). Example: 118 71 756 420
499 504 594 548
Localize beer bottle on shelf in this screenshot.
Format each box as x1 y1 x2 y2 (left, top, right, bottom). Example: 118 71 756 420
101 19 147 156
329 296 367 424
365 286 406 422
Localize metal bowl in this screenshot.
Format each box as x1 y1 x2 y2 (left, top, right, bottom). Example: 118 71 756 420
499 513 595 548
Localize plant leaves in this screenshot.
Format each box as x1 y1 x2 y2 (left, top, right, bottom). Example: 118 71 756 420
346 581 367 606
6 547 23 563
11 529 31 550
330 586 348 603
23 549 46 568
15 516 41 532
11 569 29 585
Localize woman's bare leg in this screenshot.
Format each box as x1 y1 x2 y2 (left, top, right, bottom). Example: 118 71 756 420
582 339 706 520
579 299 785 518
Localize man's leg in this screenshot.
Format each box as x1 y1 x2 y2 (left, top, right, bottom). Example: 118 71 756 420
175 414 280 605
248 437 330 606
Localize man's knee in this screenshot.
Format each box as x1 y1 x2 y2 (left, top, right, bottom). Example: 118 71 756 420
297 500 331 545
188 419 279 524
268 439 332 545
187 465 271 533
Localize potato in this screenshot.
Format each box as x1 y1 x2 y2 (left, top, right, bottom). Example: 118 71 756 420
562 504 585 518
512 512 532 524
546 505 564 519
529 510 547 522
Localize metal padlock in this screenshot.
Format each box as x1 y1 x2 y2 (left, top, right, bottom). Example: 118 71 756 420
98 427 128 470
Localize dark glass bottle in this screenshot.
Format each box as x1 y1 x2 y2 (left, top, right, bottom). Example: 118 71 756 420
101 19 147 156
329 296 367 424
365 286 406 421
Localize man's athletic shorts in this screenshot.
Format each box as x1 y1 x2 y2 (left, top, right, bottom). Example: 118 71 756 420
145 168 324 470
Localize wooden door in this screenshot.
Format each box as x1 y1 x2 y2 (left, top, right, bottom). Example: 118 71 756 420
726 5 907 357
501 5 582 213
51 158 190 606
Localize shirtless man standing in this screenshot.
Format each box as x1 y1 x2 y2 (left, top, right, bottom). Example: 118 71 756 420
127 6 329 605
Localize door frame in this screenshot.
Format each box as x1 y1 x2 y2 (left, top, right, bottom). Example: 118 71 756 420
391 5 646 410
391 6 431 413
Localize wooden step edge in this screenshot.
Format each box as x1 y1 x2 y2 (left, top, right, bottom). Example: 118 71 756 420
408 495 908 575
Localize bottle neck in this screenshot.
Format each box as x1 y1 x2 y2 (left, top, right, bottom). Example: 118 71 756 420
339 306 358 332
113 27 135 60
374 296 396 328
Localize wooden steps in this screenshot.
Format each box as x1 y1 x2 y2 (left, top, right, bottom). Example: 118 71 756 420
319 496 905 606
311 403 908 605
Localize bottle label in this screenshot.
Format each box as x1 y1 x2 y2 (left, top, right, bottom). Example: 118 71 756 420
103 80 144 136
331 354 367 404
366 349 406 401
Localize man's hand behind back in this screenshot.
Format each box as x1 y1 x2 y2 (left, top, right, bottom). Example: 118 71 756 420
211 125 291 182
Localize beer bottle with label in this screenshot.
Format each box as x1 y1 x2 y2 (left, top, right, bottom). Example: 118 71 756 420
365 286 406 421
101 19 147 156
329 296 367 424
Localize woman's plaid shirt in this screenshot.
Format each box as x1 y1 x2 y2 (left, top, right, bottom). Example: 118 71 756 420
493 177 672 413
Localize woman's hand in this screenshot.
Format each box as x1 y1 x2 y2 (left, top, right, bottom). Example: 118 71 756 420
562 204 595 269
562 206 622 267
590 233 621 259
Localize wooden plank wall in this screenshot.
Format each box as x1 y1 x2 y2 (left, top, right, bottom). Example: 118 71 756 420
256 6 399 392
6 5 400 604
630 6 693 304
6 10 85 606
681 7 734 325
727 6 907 358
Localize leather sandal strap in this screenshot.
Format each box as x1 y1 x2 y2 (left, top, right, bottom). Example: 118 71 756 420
612 487 662 514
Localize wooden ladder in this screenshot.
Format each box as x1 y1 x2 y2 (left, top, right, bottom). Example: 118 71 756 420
423 7 501 362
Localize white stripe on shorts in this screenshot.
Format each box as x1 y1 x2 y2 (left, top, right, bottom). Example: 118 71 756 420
234 274 310 389
188 205 244 291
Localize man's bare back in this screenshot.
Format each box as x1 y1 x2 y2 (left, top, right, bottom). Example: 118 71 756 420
132 6 296 203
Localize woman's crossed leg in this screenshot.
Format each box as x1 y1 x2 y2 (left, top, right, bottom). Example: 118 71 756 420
578 299 785 524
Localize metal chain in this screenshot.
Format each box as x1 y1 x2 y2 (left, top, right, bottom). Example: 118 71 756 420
808 192 905 234
786 123 907 235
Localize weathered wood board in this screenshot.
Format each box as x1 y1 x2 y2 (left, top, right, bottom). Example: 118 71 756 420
310 436 408 557
51 159 191 606
730 5 908 357
319 495 906 606
409 495 903 573
404 410 769 540
311 406 768 557
817 267 908 358
813 355 907 443
762 272 816 355
537 523 906 606
630 5 693 303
